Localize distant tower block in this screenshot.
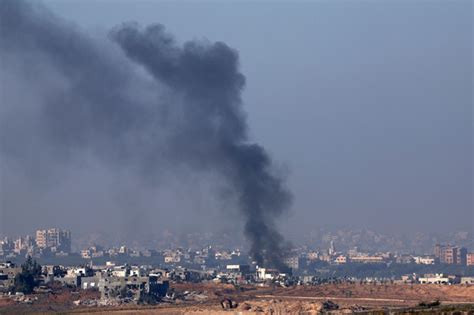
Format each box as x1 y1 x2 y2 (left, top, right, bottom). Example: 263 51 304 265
329 240 335 256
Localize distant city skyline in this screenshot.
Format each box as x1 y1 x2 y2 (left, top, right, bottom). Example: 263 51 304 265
2 226 473 257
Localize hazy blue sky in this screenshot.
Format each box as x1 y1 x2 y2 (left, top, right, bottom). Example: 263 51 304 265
1 0 472 241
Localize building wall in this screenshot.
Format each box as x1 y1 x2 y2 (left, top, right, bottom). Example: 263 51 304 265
284 256 299 270
435 244 467 265
35 228 71 253
349 256 384 264
98 275 168 300
457 247 467 265
467 253 474 266
36 230 47 248
0 266 21 289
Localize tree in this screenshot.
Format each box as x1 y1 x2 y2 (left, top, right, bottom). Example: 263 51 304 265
13 256 42 294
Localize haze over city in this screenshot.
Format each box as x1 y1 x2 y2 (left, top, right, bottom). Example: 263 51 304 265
0 0 472 245
0 1 473 314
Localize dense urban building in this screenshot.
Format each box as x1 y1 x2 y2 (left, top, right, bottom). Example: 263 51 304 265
1 226 474 311
467 253 474 266
35 228 71 253
0 262 21 290
434 244 467 265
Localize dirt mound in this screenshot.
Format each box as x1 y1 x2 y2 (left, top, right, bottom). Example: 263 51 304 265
0 297 15 307
236 298 327 314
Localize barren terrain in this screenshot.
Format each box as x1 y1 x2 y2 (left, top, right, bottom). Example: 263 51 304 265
1 283 473 314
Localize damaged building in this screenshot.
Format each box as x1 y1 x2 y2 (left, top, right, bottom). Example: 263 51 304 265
0 261 21 291
98 275 169 301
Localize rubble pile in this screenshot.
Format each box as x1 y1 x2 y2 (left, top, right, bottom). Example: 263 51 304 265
220 298 238 309
347 304 368 312
98 298 126 307
322 300 339 311
11 294 38 304
164 290 209 303
72 299 100 307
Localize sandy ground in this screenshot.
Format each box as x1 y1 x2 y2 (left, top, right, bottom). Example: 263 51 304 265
1 283 473 314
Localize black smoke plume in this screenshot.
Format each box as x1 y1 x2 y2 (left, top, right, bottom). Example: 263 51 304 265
0 0 292 268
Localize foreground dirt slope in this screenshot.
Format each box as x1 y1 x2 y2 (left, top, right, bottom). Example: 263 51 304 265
1 283 473 314
67 283 474 315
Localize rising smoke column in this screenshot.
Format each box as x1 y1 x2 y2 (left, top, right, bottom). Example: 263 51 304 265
110 25 292 267
0 1 292 267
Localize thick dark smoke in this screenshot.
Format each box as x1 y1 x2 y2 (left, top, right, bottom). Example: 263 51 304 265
0 1 291 267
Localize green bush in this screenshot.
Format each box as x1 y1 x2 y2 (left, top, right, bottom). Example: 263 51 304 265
13 256 42 294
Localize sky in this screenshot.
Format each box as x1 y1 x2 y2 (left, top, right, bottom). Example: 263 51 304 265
0 0 472 243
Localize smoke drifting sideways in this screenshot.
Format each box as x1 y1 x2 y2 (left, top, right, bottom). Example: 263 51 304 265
0 0 292 268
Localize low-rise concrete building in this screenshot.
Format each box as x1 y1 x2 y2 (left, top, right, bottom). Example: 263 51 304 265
418 273 459 284
0 262 21 290
98 275 169 301
81 276 101 289
460 277 474 285
255 267 289 281
414 256 435 265
226 264 250 275
350 255 385 264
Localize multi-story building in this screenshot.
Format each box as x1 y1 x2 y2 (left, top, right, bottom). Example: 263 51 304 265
118 245 128 254
434 244 443 260
457 247 467 265
14 235 34 254
349 255 385 264
36 228 71 253
0 262 22 290
0 238 14 257
467 253 474 266
434 244 467 265
283 256 300 270
442 246 456 264
328 241 336 256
